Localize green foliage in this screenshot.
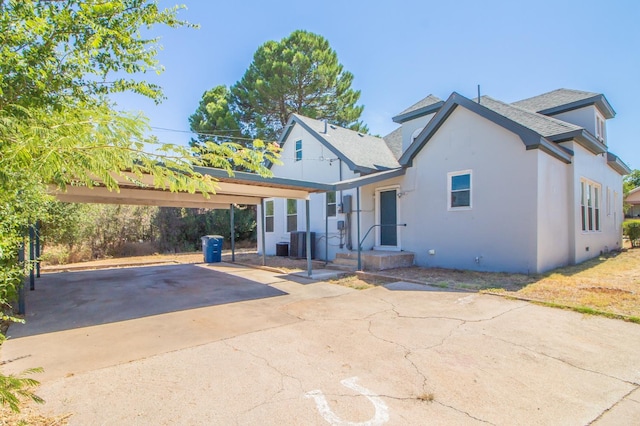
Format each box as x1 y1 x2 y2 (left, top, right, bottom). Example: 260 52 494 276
189 85 244 149
623 220 640 248
0 368 44 413
0 0 279 413
623 169 640 194
229 30 367 140
153 207 256 253
0 0 194 109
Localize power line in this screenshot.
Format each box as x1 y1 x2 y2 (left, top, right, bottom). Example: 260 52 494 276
151 124 291 144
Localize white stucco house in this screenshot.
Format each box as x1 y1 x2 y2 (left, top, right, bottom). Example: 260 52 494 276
257 88 631 273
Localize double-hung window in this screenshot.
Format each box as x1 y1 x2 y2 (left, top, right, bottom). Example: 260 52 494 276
326 191 336 217
265 200 274 232
581 178 601 232
448 170 472 209
287 199 297 232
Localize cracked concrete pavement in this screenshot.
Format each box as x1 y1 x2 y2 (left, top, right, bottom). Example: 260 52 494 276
1 263 639 425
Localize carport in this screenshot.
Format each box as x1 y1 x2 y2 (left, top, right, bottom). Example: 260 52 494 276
48 166 333 276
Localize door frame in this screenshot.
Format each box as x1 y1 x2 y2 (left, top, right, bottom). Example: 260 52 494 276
375 185 401 251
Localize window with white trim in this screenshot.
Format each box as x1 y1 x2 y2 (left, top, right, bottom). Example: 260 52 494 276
286 199 297 232
326 191 336 217
596 114 606 143
295 140 302 161
265 200 274 232
580 178 601 232
448 170 472 209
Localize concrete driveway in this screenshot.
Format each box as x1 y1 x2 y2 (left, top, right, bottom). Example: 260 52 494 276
2 263 639 425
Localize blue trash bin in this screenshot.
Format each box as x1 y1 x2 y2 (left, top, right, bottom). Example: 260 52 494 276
201 235 223 263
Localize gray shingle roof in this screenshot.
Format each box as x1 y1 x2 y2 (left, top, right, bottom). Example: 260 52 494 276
396 94 443 117
392 94 444 123
383 127 403 159
290 114 400 172
479 96 583 137
512 88 614 118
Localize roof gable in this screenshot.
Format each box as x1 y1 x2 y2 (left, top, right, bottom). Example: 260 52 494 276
399 92 573 167
512 88 615 119
279 114 400 174
383 127 403 159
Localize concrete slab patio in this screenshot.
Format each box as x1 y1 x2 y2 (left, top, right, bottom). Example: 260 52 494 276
1 263 639 425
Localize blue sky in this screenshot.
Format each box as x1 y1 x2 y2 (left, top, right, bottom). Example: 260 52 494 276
115 0 640 169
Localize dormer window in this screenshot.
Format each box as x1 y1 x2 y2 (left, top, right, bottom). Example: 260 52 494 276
295 139 302 161
595 114 606 143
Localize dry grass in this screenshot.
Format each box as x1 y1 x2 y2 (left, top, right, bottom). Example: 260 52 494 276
370 266 535 291
225 252 327 273
511 249 640 320
0 403 70 426
332 249 640 321
417 392 435 402
328 274 394 290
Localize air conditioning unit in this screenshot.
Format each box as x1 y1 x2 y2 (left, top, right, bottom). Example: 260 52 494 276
290 231 316 259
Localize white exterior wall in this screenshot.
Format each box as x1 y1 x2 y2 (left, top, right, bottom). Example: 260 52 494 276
259 123 359 259
400 113 436 153
552 106 606 143
535 151 571 272
367 106 541 273
562 142 624 263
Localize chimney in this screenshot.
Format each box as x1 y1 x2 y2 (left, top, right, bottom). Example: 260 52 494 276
323 119 328 133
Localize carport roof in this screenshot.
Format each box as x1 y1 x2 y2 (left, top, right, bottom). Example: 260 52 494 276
51 166 335 208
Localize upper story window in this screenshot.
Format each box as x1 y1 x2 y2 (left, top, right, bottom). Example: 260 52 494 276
326 191 336 217
264 200 274 233
287 199 297 232
448 170 472 210
595 114 606 144
295 140 302 161
410 127 424 143
581 178 601 232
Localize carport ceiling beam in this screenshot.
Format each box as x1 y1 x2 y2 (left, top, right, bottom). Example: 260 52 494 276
215 182 311 200
50 186 262 207
106 172 313 200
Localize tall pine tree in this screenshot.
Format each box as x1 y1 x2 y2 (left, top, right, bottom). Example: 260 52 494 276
229 30 367 140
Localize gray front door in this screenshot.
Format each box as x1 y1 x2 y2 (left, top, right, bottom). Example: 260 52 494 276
379 189 397 246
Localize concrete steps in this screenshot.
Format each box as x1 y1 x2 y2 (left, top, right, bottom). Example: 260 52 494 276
327 256 359 272
328 250 415 271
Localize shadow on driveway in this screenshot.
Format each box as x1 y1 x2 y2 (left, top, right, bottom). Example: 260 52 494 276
10 264 287 338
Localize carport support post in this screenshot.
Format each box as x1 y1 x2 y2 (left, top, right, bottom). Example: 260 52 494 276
35 220 41 278
29 224 35 291
230 204 235 262
357 187 362 271
260 199 266 267
18 242 25 315
325 198 329 264
306 199 312 277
